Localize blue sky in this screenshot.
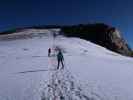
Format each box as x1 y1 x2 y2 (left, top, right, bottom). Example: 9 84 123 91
0 0 133 48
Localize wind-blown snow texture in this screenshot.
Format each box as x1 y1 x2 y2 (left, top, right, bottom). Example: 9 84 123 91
0 29 133 100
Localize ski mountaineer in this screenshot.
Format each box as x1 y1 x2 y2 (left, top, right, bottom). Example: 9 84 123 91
53 32 57 38
57 49 64 69
48 48 51 57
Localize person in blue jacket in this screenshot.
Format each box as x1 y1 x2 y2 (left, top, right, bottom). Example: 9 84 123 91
57 49 64 69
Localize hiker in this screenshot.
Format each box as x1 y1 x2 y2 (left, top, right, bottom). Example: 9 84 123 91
53 32 57 38
57 49 64 69
48 48 51 57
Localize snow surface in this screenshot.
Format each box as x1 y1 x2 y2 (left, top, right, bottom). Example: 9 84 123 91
0 29 133 100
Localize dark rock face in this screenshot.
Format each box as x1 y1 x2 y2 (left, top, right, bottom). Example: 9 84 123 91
107 28 132 56
61 23 132 57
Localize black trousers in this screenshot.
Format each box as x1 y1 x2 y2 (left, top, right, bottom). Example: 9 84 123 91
57 60 64 69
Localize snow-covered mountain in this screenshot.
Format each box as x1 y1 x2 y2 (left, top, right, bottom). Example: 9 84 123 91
0 29 133 100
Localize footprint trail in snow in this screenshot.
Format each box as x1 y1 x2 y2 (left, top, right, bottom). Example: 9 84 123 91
41 69 94 100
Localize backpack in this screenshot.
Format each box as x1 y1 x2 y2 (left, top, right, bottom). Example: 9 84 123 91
57 52 64 60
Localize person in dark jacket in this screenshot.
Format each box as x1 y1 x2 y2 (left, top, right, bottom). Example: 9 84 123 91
48 48 51 57
53 32 57 38
57 50 64 69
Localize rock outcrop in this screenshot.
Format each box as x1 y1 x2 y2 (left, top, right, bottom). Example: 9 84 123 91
61 23 132 57
107 27 132 56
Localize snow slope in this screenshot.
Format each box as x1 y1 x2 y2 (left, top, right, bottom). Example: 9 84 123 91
0 29 133 100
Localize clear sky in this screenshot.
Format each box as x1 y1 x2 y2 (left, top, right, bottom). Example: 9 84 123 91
0 0 133 48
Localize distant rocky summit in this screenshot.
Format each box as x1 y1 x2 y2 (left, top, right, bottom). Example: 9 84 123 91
0 23 132 57
61 23 132 57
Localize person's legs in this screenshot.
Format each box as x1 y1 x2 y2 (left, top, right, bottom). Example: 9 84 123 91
57 60 60 69
61 60 64 69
